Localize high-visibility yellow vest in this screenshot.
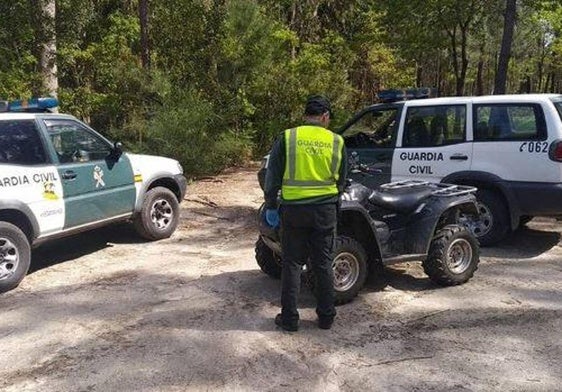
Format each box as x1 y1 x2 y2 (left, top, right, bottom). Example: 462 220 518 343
281 125 344 201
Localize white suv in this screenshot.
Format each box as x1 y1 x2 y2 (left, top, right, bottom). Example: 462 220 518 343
339 93 562 245
0 98 187 292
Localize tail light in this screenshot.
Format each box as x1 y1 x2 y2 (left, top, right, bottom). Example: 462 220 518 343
549 140 562 161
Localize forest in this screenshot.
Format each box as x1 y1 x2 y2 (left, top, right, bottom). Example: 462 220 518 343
1 0 562 176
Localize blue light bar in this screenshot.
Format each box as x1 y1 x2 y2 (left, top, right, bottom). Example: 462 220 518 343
4 97 59 112
377 88 437 103
377 89 406 102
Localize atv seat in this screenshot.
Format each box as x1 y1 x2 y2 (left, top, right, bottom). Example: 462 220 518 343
368 187 433 213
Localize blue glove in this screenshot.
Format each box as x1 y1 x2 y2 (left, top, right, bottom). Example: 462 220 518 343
265 209 280 228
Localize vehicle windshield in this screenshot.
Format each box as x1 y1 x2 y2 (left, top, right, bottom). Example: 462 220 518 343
342 108 399 148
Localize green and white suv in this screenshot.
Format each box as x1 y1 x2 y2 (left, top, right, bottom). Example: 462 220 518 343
0 98 187 293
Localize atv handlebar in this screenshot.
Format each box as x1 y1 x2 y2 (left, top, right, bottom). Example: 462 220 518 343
349 151 382 175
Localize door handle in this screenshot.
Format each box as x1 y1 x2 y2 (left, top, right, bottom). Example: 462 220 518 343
62 170 77 180
450 154 468 161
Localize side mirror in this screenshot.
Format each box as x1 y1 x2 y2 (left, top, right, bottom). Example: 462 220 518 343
110 141 123 159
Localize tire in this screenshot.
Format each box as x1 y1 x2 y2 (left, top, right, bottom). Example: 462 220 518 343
423 224 479 286
255 237 282 279
0 222 31 294
134 187 180 241
331 236 369 305
473 189 510 246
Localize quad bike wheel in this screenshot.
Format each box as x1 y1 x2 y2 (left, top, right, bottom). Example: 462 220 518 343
423 224 479 286
0 222 31 294
304 236 369 305
255 237 282 279
134 186 180 240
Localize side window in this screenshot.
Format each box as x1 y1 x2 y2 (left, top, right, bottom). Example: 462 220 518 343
343 108 399 148
553 100 562 121
403 105 466 148
44 120 111 163
474 104 546 141
0 120 47 165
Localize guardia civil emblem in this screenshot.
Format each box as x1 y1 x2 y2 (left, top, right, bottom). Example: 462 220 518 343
93 166 105 188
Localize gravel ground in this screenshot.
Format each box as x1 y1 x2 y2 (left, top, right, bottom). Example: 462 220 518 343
1 165 561 392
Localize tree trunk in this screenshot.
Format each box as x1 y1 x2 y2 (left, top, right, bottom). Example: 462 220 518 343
37 0 58 98
476 44 485 95
416 62 423 87
139 0 150 69
494 0 516 95
458 26 469 96
447 26 461 95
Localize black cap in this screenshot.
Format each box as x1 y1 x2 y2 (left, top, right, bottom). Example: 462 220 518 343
304 95 332 117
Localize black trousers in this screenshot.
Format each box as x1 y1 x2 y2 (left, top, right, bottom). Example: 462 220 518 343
280 203 337 323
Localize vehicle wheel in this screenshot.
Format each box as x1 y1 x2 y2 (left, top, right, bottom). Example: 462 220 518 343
134 186 180 241
331 236 368 305
423 224 479 286
0 222 31 294
471 189 510 246
255 237 282 279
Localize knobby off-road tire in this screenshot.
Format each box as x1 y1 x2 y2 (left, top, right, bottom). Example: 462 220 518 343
255 237 282 279
0 222 31 293
423 224 479 286
474 189 509 246
305 236 369 305
330 236 368 305
134 187 180 241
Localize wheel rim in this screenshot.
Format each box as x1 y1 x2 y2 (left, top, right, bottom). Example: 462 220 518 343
150 198 174 230
332 252 360 292
0 237 19 281
460 201 492 239
446 238 473 274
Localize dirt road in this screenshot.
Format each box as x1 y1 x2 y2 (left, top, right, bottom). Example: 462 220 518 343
1 165 561 391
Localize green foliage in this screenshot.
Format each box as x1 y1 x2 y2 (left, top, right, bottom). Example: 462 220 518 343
3 0 562 177
144 91 251 176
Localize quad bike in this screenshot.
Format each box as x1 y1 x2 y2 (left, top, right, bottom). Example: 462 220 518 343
255 164 481 305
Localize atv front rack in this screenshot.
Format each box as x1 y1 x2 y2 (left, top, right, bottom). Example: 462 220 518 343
380 180 477 197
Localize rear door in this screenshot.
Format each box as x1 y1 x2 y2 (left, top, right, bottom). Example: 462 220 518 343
392 103 473 182
471 103 554 182
340 105 401 188
0 118 64 236
43 118 136 228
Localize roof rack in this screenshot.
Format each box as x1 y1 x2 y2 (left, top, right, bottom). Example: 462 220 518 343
0 97 58 113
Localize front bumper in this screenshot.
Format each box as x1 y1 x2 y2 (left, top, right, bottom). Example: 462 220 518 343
509 181 562 216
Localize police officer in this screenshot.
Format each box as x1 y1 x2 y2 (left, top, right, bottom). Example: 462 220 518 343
264 95 347 331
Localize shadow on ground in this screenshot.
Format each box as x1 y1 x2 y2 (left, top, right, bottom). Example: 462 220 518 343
1 265 560 391
30 224 143 273
481 225 561 259
30 204 259 274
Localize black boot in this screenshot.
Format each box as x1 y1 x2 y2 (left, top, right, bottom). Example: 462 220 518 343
318 316 334 330
275 314 298 332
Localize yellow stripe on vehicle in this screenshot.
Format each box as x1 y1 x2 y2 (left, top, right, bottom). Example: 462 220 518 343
134 174 143 182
